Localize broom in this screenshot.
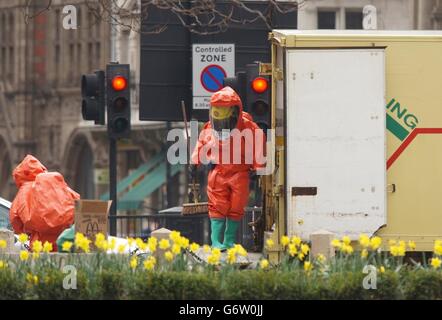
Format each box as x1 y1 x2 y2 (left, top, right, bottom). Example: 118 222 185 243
181 100 208 215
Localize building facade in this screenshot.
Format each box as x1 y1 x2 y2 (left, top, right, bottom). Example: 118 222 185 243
298 0 442 30
0 0 171 213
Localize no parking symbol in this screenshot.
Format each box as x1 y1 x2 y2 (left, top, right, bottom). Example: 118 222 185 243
193 44 235 110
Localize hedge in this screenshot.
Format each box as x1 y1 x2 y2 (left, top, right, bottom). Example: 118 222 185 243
1 267 442 300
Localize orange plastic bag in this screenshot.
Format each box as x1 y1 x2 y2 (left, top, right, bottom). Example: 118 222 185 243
10 155 80 251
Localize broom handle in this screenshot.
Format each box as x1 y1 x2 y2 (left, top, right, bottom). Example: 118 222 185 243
181 101 199 203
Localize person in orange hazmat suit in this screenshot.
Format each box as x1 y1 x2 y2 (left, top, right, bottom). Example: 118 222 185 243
9 155 80 251
190 86 266 250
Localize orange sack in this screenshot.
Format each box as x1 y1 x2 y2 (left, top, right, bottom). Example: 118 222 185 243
9 155 80 251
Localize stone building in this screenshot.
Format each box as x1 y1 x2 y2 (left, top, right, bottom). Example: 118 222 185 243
0 0 171 216
298 0 442 30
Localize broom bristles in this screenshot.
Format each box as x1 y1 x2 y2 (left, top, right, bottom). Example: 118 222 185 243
182 202 208 215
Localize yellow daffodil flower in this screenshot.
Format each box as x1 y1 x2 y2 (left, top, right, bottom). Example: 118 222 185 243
291 236 302 247
331 239 342 249
431 257 441 269
370 237 382 250
317 254 326 264
164 251 174 262
130 257 138 270
378 266 385 273
159 239 171 250
281 236 290 247
266 239 274 249
43 241 53 253
304 261 312 272
260 259 269 269
301 244 310 255
288 244 298 257
172 244 181 255
32 240 43 253
190 243 200 253
359 234 370 248
20 250 29 261
0 240 6 249
62 241 73 252
18 233 28 244
361 249 368 259
408 241 416 251
203 244 211 253
342 236 351 246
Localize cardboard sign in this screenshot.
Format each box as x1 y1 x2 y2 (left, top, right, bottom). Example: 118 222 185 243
75 200 112 240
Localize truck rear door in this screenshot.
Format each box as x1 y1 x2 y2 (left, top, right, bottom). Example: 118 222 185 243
285 48 386 240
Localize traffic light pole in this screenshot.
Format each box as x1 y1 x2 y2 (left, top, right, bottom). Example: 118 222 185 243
109 137 117 236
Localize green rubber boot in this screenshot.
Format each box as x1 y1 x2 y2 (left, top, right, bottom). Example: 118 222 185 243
223 219 240 249
210 218 225 249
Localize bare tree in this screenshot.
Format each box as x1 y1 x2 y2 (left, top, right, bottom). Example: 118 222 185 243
22 0 306 35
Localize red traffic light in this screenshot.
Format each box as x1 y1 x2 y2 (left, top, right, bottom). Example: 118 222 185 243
112 76 127 91
251 77 268 94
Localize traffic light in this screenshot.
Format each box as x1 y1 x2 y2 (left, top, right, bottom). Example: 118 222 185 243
107 64 131 139
223 71 247 107
81 70 105 125
246 63 271 132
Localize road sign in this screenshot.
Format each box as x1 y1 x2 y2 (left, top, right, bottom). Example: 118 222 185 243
193 44 235 110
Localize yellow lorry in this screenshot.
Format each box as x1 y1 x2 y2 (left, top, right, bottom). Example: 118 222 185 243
264 30 442 258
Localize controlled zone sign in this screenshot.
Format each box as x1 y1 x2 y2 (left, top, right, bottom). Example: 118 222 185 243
192 44 235 110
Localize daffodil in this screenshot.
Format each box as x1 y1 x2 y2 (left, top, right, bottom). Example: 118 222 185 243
20 250 29 261
108 238 116 251
117 244 126 254
304 261 312 272
18 233 28 244
316 254 326 264
26 273 38 285
260 259 269 269
0 240 7 249
361 249 368 259
378 266 385 273
370 236 382 250
281 236 290 247
147 237 157 252
75 233 91 253
408 241 416 251
291 236 302 247
301 244 310 255
226 248 237 265
359 234 370 248
178 237 190 249
212 248 222 257
143 257 156 271
431 257 441 269
390 244 405 257
434 241 442 256
164 251 174 262
207 253 220 265
298 253 305 261
342 236 351 246
288 244 298 257
331 239 342 249
43 241 53 253
159 239 171 250
127 238 135 247
234 244 247 257
32 240 43 253
203 245 211 253
190 243 200 253
95 233 105 243
341 244 354 255
62 241 73 252
172 244 181 255
169 231 181 243
130 257 138 270
0 260 7 269
388 239 397 246
266 239 274 249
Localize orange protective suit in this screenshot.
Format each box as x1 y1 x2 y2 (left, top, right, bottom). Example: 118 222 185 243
191 87 266 221
10 155 80 251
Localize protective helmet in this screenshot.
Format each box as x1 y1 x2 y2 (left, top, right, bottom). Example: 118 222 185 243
209 87 242 139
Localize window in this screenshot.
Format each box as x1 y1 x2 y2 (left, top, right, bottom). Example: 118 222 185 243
346 10 363 29
95 42 101 67
318 10 336 29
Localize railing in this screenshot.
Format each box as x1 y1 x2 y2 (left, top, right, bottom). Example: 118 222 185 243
109 207 263 251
